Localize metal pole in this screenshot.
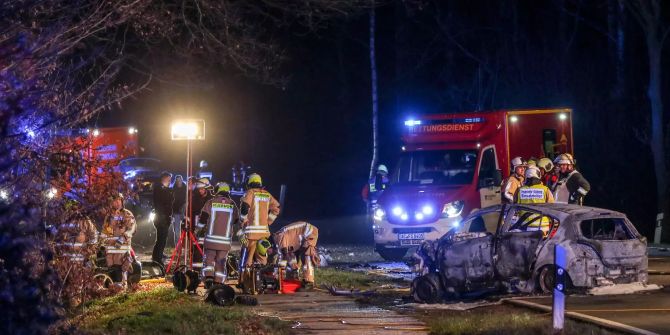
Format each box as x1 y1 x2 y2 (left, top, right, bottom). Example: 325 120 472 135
185 140 191 267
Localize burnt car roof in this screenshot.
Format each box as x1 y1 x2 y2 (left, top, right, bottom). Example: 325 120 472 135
474 204 627 221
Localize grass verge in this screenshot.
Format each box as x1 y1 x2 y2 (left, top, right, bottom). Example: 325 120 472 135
65 285 291 335
316 267 407 289
421 305 622 335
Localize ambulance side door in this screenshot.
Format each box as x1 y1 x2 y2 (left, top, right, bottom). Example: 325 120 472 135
478 145 502 208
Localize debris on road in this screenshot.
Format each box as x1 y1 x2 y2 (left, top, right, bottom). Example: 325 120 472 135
398 300 502 311
588 282 662 295
324 285 377 297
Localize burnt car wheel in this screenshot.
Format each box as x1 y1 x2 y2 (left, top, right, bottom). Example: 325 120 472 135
412 273 444 303
376 247 408 261
538 266 572 294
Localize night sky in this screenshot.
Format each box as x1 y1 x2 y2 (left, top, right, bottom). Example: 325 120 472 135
96 1 669 238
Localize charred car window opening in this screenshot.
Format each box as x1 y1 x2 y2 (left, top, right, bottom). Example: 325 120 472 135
580 218 634 241
392 149 478 186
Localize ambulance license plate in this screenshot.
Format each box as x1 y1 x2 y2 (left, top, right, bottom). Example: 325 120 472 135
399 233 424 240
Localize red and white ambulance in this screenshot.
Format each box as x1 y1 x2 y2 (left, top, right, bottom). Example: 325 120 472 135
372 108 574 260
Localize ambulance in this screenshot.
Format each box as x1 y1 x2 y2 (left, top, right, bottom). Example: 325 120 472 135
372 108 574 260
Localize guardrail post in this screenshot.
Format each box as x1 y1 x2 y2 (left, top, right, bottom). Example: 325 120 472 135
553 244 566 334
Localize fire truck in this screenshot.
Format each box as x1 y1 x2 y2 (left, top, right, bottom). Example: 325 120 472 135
372 108 574 260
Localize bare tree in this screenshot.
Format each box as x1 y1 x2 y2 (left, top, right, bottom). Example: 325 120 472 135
626 0 670 241
368 4 379 179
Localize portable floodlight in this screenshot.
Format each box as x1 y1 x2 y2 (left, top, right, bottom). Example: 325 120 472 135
171 119 205 141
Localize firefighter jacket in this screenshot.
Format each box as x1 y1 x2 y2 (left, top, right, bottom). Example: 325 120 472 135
54 215 98 262
101 208 136 255
553 170 590 205
514 180 554 237
362 174 389 202
501 174 524 204
190 191 213 227
240 188 280 240
197 195 237 251
273 221 319 257
514 182 555 204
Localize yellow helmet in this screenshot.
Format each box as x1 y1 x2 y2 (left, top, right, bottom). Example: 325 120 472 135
538 158 554 172
247 173 262 186
256 239 272 257
527 158 537 167
215 182 230 195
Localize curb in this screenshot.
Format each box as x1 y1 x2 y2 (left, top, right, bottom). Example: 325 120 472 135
503 298 660 335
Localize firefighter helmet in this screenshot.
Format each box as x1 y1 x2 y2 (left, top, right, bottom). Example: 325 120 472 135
247 173 262 187
195 178 211 189
377 164 389 175
200 160 208 168
215 182 230 195
510 156 527 168
525 166 541 179
555 153 575 165
527 158 537 167
538 158 554 173
256 239 272 257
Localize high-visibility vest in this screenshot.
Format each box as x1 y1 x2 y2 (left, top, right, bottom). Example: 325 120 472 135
516 184 552 236
517 184 552 204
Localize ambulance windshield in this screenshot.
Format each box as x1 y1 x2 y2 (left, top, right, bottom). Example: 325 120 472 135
393 150 478 186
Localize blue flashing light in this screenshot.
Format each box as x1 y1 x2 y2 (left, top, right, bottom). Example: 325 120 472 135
404 120 422 126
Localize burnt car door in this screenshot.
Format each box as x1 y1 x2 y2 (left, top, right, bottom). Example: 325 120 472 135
438 207 503 290
493 206 546 280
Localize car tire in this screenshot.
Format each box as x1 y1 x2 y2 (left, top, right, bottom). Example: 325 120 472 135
537 266 572 294
412 273 444 303
376 247 408 261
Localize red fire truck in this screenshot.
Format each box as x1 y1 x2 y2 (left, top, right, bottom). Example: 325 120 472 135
372 108 574 260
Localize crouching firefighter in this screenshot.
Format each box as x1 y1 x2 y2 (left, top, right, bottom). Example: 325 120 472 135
238 173 280 294
273 221 320 289
101 193 137 289
197 182 237 289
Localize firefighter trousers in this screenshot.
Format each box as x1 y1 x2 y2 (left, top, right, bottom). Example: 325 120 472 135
243 239 268 267
203 248 230 284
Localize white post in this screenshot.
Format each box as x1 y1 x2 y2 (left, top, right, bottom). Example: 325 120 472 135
553 244 566 334
654 213 663 245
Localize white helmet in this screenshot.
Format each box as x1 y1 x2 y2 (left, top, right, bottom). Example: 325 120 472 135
377 164 389 175
525 166 541 179
199 160 208 168
554 153 574 165
510 156 527 169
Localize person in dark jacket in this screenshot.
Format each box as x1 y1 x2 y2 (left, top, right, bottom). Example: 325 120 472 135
171 175 187 245
152 171 174 265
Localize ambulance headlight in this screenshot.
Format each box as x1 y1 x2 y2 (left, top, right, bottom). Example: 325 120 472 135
373 208 385 221
442 201 464 218
421 205 434 215
392 206 403 216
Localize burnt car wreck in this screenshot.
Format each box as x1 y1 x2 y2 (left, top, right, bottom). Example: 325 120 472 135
412 204 648 303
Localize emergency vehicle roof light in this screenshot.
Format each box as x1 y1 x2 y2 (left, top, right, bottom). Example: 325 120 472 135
92 129 100 137
559 113 567 120
404 120 422 126
128 127 138 134
510 115 519 123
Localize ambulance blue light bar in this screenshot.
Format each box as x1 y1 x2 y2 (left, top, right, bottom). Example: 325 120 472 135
404 120 422 126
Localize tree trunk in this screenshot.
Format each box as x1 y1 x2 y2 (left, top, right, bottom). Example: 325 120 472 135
647 36 669 241
608 0 626 99
368 6 379 179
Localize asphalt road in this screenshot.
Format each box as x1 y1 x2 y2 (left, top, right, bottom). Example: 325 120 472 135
522 255 670 335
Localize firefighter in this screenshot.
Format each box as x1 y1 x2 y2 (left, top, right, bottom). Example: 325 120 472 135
514 166 555 236
538 157 557 189
501 157 527 204
362 164 390 206
152 171 174 265
238 173 280 293
101 193 137 289
53 198 98 306
273 221 320 289
553 153 590 205
190 178 213 265
55 198 99 264
197 182 237 288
